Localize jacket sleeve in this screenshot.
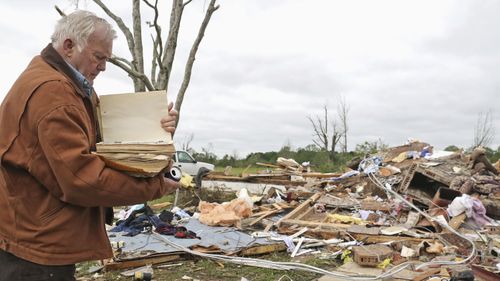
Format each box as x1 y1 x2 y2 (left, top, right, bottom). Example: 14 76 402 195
33 103 175 207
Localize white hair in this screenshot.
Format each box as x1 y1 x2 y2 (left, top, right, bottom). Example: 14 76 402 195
51 10 116 51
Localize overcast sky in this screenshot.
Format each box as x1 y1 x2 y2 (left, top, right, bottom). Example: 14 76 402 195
0 0 498 158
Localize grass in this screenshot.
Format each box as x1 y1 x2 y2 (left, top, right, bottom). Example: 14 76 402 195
149 193 175 205
78 251 340 281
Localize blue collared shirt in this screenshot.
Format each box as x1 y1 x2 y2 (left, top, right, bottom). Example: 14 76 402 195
66 62 93 97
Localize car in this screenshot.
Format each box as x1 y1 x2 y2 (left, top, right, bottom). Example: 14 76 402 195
172 150 214 183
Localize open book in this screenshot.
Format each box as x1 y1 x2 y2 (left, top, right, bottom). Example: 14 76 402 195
94 91 175 177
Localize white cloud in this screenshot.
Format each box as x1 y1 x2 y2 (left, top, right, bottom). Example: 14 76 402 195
0 0 498 158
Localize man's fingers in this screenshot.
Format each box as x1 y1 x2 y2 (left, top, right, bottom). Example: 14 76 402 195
162 126 175 134
160 103 178 134
168 108 178 117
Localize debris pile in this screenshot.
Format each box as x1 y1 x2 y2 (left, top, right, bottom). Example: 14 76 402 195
97 141 499 280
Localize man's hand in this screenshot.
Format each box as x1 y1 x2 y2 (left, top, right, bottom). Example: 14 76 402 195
160 102 178 134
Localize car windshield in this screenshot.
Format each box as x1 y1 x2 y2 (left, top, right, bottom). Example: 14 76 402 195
178 151 194 163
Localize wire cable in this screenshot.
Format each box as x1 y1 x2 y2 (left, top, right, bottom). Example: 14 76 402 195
150 161 477 280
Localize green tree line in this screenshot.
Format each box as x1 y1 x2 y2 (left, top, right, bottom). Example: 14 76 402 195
188 142 500 173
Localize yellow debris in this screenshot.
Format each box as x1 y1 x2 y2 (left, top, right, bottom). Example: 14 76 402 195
327 214 364 225
376 258 392 269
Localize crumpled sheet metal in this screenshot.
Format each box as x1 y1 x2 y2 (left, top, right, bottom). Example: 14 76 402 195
108 218 273 258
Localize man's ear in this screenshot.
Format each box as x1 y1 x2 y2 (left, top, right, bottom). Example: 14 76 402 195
61 38 76 58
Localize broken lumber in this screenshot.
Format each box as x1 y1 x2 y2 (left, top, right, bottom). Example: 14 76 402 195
104 254 182 270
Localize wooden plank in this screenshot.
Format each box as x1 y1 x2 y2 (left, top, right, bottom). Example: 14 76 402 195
104 254 182 270
252 178 305 186
294 206 314 221
150 201 172 210
279 219 352 230
272 203 283 211
255 162 281 168
471 264 500 281
240 243 287 256
277 227 342 240
347 225 381 235
263 221 274 232
398 163 417 192
360 200 391 212
350 233 433 246
446 213 466 231
275 192 323 226
205 175 248 181
416 166 453 186
301 172 341 178
250 209 273 217
249 210 279 226
412 268 442 281
277 202 294 209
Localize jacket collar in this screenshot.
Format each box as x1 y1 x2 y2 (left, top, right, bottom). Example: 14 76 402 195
40 43 87 99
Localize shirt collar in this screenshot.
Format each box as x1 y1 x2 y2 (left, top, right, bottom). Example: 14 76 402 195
65 62 92 97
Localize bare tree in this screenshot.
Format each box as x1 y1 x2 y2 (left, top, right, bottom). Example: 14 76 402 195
231 149 239 161
473 110 495 148
201 142 216 161
338 95 350 153
181 133 194 150
307 105 341 160
59 0 220 135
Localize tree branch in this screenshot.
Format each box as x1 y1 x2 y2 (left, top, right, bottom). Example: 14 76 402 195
108 56 154 91
112 55 133 68
92 1 137 62
474 110 494 147
54 5 66 16
308 114 327 150
150 34 159 87
174 0 219 132
157 0 184 89
338 95 350 153
143 0 163 85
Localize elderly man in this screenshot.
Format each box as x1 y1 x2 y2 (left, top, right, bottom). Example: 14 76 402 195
0 10 179 280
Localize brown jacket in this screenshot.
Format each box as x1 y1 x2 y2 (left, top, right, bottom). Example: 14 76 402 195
0 44 173 265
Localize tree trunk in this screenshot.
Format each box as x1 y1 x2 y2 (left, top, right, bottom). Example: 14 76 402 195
132 0 145 91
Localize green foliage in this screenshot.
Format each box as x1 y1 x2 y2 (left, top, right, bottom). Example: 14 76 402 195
485 145 500 163
278 142 294 159
310 151 337 172
244 151 279 164
354 139 388 156
444 144 499 163
189 143 358 173
190 142 500 174
191 150 217 163
218 153 238 167
444 145 460 152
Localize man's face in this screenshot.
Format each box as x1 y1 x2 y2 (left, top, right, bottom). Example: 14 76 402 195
68 26 113 85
